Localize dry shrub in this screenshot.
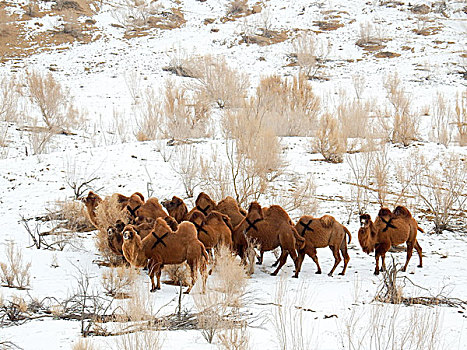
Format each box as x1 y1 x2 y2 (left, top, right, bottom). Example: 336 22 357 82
169 144 202 198
193 245 249 344
255 74 320 136
292 31 331 79
271 276 314 350
26 70 80 132
71 339 96 350
190 55 249 109
121 282 156 322
370 144 391 206
337 99 371 152
272 175 318 216
0 241 31 290
312 113 346 163
206 103 284 205
47 199 92 232
455 90 467 146
101 266 137 297
162 263 190 286
352 74 366 99
356 21 384 49
217 323 250 350
226 0 248 15
380 72 418 146
0 74 20 122
111 0 162 30
430 91 452 146
94 196 129 258
135 87 161 141
161 79 212 139
412 152 467 234
62 9 82 38
0 123 9 153
114 329 164 350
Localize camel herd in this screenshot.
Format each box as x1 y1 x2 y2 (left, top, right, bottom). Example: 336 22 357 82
82 191 424 293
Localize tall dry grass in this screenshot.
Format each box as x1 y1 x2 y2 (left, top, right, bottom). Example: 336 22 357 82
312 113 346 163
430 91 452 146
0 241 31 290
0 74 20 122
26 70 81 132
254 74 320 136
292 31 330 79
455 90 466 146
190 55 249 109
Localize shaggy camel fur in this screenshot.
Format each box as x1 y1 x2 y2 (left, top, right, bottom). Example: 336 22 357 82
216 196 247 227
358 206 423 275
233 202 305 276
188 210 233 251
293 215 351 277
162 196 189 223
122 218 208 293
127 195 168 222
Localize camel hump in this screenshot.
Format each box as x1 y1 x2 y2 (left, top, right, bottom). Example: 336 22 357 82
114 193 130 204
319 215 335 228
393 206 412 218
132 192 145 202
378 207 393 218
265 205 290 221
178 221 198 239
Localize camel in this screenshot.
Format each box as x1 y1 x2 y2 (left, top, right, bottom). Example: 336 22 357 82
122 218 208 293
127 195 168 222
188 210 233 252
108 219 153 257
81 191 103 228
162 196 189 223
358 206 423 275
293 215 351 277
233 202 305 276
82 191 133 228
216 196 247 227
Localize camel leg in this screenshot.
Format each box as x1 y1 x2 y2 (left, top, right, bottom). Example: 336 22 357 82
149 261 162 292
257 250 264 265
271 257 280 267
328 246 342 277
414 239 423 268
381 253 387 272
184 262 196 294
339 240 350 276
271 250 288 276
374 253 381 275
288 248 299 278
402 241 414 272
293 250 306 278
307 247 321 274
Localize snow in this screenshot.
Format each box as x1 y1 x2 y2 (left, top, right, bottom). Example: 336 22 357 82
1 0 467 349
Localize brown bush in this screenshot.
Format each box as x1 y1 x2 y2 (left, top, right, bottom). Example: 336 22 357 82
455 90 467 146
0 74 20 122
312 113 346 163
292 31 331 79
255 74 320 136
0 241 31 289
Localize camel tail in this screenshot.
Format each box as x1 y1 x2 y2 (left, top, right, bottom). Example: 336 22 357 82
292 226 306 250
344 226 352 244
201 246 209 262
417 225 424 233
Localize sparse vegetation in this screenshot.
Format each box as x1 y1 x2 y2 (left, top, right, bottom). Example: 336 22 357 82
0 241 31 290
312 113 346 163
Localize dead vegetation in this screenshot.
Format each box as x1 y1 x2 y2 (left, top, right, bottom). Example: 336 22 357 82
0 241 31 290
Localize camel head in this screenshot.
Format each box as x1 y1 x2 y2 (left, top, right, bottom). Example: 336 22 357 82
358 214 375 254
195 192 216 215
189 210 207 227
81 191 102 206
122 225 139 241
162 196 183 211
247 202 264 220
393 206 411 218
377 207 392 218
153 217 173 235
164 216 179 231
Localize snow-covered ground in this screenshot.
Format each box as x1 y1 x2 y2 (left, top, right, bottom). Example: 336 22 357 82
1 0 467 349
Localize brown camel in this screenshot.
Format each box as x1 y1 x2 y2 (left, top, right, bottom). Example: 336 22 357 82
293 215 351 277
188 210 233 251
82 191 133 228
122 218 208 293
81 191 103 228
162 196 189 223
358 207 423 275
216 196 247 227
233 202 305 276
127 196 168 222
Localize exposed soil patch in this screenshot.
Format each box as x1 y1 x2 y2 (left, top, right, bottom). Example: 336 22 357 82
240 29 288 46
